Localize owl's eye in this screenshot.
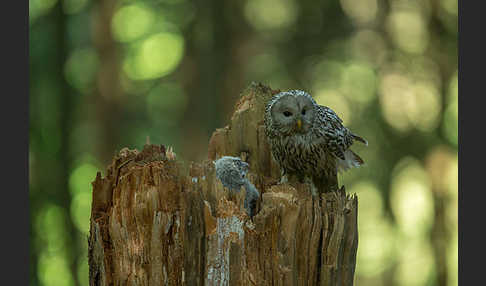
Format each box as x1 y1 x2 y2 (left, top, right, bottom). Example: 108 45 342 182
283 111 292 117
301 109 306 115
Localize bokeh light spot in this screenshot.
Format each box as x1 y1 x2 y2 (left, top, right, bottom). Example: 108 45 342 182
69 163 99 196
123 32 185 80
446 155 458 196
71 192 92 234
394 239 435 286
351 182 396 277
64 48 99 93
77 257 89 286
448 221 458 286
408 82 441 131
379 73 413 131
244 0 298 31
310 60 344 91
340 0 378 25
112 4 155 43
440 0 458 16
390 157 434 237
445 155 458 225
38 252 75 286
349 29 387 66
352 181 383 222
35 204 69 254
409 57 442 90
387 10 429 54
341 63 377 104
425 146 457 193
446 153 458 286
443 72 458 146
379 72 440 132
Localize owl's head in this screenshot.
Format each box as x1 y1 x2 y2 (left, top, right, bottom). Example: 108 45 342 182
266 90 316 136
214 156 249 191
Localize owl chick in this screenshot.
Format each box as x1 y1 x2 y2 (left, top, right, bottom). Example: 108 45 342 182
214 156 260 217
264 90 367 195
214 156 249 191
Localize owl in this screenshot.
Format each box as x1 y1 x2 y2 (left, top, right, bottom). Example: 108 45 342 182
214 156 260 217
264 90 367 195
214 156 249 191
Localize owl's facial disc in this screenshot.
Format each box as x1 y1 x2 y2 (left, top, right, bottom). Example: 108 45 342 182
271 96 297 135
272 94 314 135
294 96 314 134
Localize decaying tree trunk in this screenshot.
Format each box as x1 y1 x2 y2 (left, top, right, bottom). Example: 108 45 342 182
88 83 359 286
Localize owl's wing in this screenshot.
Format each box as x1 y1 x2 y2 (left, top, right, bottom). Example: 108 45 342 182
319 106 343 125
315 105 353 160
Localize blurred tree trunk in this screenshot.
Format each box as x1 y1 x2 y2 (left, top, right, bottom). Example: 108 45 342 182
88 83 359 286
55 3 80 286
92 0 123 164
179 0 223 162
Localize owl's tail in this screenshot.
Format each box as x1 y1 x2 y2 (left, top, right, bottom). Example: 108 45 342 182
337 149 364 173
352 133 368 146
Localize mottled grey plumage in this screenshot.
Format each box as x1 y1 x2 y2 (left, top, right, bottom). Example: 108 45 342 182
214 156 260 217
243 182 259 218
264 90 367 193
214 156 249 191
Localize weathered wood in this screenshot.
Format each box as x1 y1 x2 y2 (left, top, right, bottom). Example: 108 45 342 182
88 83 359 286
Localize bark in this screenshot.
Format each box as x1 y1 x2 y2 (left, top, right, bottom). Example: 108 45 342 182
88 83 359 286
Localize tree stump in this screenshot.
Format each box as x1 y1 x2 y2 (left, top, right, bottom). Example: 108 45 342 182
88 83 359 286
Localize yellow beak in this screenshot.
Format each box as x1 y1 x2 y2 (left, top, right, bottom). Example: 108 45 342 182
296 119 302 130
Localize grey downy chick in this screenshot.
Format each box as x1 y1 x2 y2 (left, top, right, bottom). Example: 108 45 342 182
214 156 260 218
242 180 259 218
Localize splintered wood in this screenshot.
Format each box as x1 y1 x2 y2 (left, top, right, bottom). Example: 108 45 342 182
88 83 359 286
